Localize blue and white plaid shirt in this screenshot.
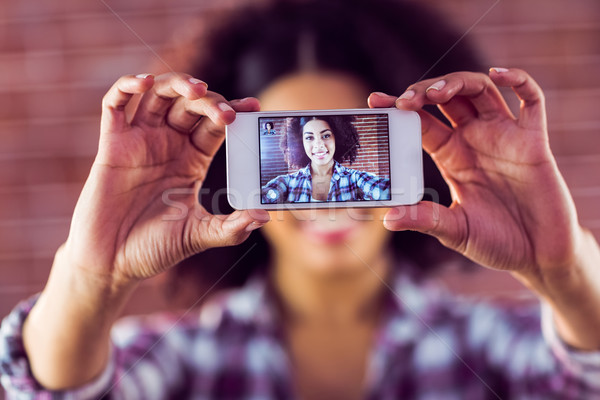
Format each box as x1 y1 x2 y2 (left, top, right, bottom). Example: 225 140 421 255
262 161 390 203
2 271 599 399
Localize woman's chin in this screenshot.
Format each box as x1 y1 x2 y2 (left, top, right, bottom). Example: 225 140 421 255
298 249 366 277
264 208 391 277
311 158 333 167
294 220 372 275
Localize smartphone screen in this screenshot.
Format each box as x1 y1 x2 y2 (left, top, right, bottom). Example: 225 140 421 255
258 113 392 204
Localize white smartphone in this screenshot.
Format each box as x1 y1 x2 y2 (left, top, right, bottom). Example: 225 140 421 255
225 108 423 210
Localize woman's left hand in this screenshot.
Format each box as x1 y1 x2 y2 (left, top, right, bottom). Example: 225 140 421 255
369 69 600 348
369 69 600 349
371 69 581 275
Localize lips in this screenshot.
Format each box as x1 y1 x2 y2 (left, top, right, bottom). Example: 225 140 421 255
312 150 328 159
299 219 358 244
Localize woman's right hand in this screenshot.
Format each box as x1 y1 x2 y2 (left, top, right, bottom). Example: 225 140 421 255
65 73 269 287
22 74 269 389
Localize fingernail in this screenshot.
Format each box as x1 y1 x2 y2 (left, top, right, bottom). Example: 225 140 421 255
387 208 400 218
247 208 270 221
491 67 509 73
188 77 208 87
135 73 152 79
218 102 234 113
372 91 391 97
398 90 415 100
245 221 265 232
384 208 402 222
426 80 446 92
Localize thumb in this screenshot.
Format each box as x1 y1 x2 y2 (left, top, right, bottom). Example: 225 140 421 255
383 201 467 251
191 209 271 251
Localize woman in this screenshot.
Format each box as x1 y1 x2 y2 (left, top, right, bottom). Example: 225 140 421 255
263 121 277 135
262 115 390 203
2 0 600 399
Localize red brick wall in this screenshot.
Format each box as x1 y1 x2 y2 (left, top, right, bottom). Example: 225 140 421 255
0 1 599 356
350 115 391 180
259 118 290 186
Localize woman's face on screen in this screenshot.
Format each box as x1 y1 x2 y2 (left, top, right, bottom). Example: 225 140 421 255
258 71 391 274
302 119 336 168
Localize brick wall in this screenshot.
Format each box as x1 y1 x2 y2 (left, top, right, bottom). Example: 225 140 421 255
0 1 599 368
259 115 390 186
350 115 391 180
259 118 289 186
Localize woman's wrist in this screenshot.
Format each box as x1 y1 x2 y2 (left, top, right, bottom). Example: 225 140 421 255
514 228 600 350
22 245 140 389
25 243 140 354
56 242 139 302
511 224 584 297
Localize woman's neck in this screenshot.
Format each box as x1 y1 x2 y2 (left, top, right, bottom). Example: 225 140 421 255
271 250 391 325
310 160 335 178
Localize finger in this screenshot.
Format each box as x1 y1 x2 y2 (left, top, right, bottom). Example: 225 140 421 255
230 97 261 113
368 89 422 110
101 74 154 134
417 110 454 154
193 209 271 251
165 96 203 133
371 91 455 155
383 201 468 253
428 73 514 121
399 72 514 123
367 92 397 108
180 90 237 128
132 73 208 128
190 97 260 158
394 86 478 129
437 96 478 128
489 67 547 131
393 79 447 111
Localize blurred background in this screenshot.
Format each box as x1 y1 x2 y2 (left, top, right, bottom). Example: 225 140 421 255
1 0 599 339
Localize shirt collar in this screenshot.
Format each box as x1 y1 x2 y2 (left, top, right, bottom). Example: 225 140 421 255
198 272 280 335
297 163 312 177
199 264 445 334
331 161 346 181
298 161 345 180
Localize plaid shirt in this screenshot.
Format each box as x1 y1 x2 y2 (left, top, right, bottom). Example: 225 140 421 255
1 272 600 399
262 161 390 203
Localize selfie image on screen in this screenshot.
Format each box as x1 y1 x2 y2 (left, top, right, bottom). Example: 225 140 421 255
259 114 391 204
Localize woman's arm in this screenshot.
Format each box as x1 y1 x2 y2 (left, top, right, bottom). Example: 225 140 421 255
262 175 292 203
20 73 269 390
22 246 136 390
516 228 600 350
370 68 600 350
351 170 390 201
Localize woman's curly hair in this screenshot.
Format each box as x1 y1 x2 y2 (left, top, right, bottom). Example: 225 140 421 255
162 0 484 305
281 115 360 169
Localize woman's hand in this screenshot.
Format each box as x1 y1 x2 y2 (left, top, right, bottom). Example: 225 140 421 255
370 69 580 275
64 73 269 286
23 73 270 389
369 69 600 349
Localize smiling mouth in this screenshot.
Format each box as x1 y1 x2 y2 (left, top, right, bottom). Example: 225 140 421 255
312 151 328 158
299 219 358 244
